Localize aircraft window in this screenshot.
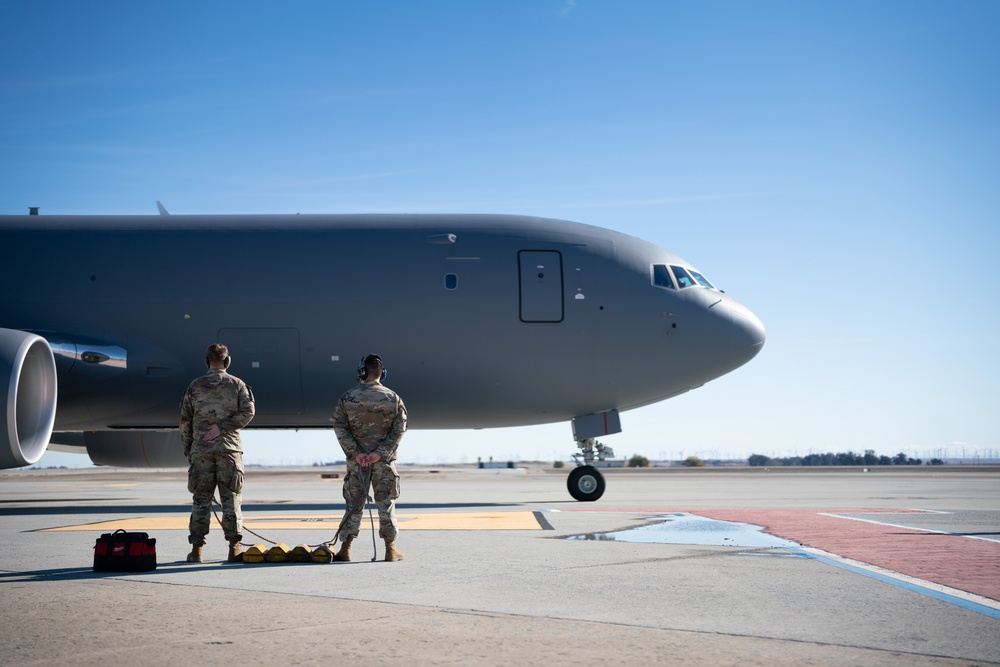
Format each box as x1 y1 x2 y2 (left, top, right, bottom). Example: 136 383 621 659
671 265 696 288
652 264 675 289
445 273 458 290
689 270 715 289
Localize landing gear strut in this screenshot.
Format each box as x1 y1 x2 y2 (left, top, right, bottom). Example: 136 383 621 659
568 438 614 501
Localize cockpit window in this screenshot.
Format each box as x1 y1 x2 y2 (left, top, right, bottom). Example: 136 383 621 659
654 263 718 290
652 264 675 289
671 265 696 288
689 270 715 289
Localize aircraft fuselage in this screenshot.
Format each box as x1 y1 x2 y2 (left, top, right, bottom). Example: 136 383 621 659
0 213 764 470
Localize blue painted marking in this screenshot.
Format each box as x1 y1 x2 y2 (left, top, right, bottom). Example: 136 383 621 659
792 548 1000 620
565 514 800 548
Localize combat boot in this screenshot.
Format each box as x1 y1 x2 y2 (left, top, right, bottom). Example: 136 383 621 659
334 535 354 562
227 540 243 563
186 544 203 563
384 538 404 562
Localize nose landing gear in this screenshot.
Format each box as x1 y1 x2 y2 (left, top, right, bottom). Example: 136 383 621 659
568 438 614 501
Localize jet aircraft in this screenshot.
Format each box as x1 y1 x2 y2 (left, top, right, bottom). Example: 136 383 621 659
0 211 764 500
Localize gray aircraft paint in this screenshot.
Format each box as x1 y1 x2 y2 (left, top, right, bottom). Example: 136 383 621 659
0 213 764 474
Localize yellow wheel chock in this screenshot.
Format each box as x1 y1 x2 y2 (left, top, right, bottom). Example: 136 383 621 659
264 543 290 562
242 544 268 563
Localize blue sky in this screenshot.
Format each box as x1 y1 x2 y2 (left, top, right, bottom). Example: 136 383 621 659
2 1 998 466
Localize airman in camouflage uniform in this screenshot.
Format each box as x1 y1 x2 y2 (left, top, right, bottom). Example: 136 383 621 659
179 343 255 563
332 354 407 562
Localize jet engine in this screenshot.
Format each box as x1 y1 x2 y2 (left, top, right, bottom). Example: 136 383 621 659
0 329 57 469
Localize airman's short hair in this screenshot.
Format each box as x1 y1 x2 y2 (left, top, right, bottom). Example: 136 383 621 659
364 354 383 378
206 343 229 365
358 354 384 381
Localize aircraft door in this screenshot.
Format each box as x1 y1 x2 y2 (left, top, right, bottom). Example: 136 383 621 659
217 328 304 415
519 250 564 323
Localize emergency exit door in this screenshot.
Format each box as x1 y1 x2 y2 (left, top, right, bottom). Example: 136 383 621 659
518 250 564 323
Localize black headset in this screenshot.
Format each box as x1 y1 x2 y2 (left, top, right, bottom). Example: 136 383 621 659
357 354 387 381
206 355 232 369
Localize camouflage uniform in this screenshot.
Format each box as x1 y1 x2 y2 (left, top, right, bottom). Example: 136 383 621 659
332 379 407 541
179 369 255 546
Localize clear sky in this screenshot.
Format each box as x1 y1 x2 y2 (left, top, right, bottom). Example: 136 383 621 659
2 1 998 467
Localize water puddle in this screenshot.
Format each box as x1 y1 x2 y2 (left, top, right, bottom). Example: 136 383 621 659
566 513 801 549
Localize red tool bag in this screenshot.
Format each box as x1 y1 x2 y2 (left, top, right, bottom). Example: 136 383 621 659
93 529 157 572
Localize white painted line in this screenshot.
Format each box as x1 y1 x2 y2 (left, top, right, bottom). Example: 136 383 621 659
819 513 999 543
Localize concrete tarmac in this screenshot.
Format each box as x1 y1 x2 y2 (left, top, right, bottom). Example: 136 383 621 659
1 465 998 666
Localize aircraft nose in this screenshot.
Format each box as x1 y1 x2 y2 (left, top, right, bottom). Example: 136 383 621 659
729 301 765 362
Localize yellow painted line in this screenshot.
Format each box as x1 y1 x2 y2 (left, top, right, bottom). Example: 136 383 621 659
40 512 543 532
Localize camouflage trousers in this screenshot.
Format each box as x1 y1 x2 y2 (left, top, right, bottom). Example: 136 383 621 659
188 448 244 545
339 459 400 541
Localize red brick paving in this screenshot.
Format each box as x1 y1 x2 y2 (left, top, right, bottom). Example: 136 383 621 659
563 507 1000 601
690 508 1000 602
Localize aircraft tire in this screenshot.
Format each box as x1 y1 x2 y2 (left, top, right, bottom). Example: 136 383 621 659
567 465 605 502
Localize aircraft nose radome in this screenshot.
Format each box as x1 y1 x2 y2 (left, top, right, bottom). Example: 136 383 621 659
730 302 765 360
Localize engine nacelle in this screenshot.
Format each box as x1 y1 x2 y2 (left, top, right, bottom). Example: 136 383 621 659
84 431 188 468
0 329 58 468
